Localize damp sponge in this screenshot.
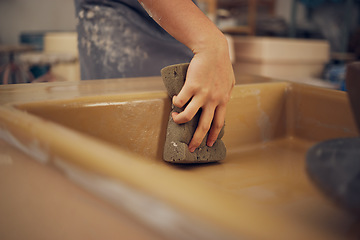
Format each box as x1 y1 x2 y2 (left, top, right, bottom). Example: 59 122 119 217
161 63 226 163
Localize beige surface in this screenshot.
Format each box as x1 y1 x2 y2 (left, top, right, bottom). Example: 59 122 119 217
233 36 330 80
44 31 80 82
234 37 329 63
0 74 270 105
0 139 164 240
0 77 170 240
44 32 78 55
0 44 34 54
0 76 165 105
1 76 359 240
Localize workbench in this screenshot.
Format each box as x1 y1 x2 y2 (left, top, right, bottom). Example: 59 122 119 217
0 75 358 240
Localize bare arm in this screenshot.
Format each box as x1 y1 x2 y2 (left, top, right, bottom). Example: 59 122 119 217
139 0 235 152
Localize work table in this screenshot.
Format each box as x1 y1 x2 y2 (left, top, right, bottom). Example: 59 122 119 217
0 75 269 105
0 75 267 240
0 76 170 240
1 75 358 240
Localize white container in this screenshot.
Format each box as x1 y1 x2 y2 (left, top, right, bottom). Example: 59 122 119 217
233 37 330 80
44 32 78 55
44 32 80 81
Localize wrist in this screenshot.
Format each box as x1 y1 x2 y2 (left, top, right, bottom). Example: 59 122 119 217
191 30 229 59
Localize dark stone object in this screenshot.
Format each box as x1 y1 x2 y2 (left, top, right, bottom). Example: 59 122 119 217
306 138 360 215
346 62 360 134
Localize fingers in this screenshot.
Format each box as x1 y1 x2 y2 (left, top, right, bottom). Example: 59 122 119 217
169 53 234 153
172 86 227 152
172 83 194 109
172 95 202 124
206 104 226 147
188 106 215 152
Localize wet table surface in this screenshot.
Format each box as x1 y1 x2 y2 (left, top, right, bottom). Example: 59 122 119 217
0 75 271 240
0 76 168 240
2 75 358 240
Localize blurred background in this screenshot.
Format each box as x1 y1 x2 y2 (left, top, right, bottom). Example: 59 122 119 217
0 0 359 89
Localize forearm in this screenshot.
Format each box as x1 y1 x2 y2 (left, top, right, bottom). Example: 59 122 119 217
139 0 235 152
138 0 226 53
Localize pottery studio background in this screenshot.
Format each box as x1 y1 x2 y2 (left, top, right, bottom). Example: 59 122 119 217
0 0 359 86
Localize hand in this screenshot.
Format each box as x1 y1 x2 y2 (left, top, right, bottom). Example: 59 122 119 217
172 36 235 152
137 0 235 152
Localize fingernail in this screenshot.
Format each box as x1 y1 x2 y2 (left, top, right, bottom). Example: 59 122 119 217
207 140 215 147
189 146 196 153
171 112 178 119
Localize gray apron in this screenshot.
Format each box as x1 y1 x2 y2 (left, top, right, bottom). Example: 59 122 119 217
74 0 193 80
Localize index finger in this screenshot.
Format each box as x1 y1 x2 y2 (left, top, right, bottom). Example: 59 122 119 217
172 82 194 109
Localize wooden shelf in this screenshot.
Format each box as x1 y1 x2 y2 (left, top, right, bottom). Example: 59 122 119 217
221 26 254 35
198 0 276 35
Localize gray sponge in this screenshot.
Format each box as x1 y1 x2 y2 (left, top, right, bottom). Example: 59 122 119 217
161 63 226 163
